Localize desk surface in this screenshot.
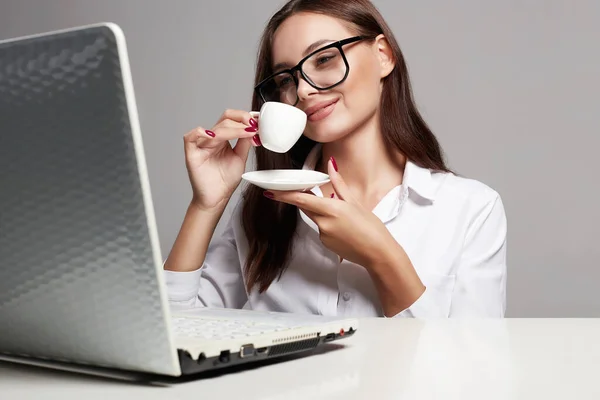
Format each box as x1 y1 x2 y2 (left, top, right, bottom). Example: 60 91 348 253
1 318 599 399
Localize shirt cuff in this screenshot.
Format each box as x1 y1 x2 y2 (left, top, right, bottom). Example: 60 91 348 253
386 286 447 318
163 268 202 303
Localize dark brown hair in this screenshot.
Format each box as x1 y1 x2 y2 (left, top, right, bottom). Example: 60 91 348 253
241 0 449 293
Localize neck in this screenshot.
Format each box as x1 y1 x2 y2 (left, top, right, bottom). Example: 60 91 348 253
319 113 405 203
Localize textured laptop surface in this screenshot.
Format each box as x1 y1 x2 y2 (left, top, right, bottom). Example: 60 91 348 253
0 25 179 375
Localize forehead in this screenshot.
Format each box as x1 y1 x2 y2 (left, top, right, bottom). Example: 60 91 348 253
272 13 355 66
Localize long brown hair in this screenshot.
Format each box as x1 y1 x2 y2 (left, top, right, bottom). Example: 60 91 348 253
241 0 449 293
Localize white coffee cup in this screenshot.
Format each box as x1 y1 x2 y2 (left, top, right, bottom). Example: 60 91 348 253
249 102 307 153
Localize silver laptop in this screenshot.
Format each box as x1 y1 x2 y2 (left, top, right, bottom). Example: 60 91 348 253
0 23 358 378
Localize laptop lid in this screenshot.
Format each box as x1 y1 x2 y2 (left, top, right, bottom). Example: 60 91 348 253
0 23 180 376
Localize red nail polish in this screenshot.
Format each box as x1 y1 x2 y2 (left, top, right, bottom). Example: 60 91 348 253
330 193 335 198
205 130 216 137
263 191 274 199
249 118 258 128
245 126 258 132
330 156 338 172
253 135 262 146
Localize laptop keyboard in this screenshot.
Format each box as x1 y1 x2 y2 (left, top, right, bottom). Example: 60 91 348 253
171 317 296 341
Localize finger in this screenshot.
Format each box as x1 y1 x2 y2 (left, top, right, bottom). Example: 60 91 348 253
299 209 341 262
183 126 215 152
250 134 262 147
232 137 254 162
214 119 259 145
217 109 258 127
327 157 357 205
218 118 255 129
265 190 330 215
299 207 319 223
195 125 257 144
300 187 317 194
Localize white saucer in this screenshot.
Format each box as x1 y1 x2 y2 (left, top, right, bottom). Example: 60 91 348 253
242 169 330 191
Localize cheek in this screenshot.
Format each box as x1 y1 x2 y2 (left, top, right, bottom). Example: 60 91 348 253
338 57 381 120
344 64 380 112
304 54 381 141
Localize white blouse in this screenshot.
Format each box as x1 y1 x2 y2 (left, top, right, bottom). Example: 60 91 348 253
164 144 508 318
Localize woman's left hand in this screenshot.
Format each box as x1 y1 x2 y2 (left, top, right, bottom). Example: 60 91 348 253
264 157 397 268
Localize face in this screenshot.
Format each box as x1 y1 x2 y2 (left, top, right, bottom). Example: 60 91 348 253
270 13 394 143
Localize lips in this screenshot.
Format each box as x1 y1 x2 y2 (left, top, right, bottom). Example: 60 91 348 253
304 99 339 117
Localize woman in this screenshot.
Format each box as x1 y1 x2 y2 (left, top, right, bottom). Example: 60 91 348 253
164 0 507 318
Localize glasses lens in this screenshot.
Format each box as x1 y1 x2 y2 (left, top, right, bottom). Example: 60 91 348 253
258 46 349 104
259 72 297 105
303 46 347 89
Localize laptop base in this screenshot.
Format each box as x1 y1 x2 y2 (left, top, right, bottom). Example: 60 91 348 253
177 328 355 375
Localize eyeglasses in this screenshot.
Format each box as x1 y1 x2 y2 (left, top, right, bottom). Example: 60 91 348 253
255 36 368 106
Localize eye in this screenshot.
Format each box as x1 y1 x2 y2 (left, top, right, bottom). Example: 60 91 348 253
277 76 293 88
316 54 335 65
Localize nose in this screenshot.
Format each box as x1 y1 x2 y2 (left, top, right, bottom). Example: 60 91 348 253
296 74 318 102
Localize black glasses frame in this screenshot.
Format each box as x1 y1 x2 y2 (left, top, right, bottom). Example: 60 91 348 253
254 36 368 106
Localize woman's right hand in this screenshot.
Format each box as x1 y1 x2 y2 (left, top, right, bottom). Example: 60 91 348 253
183 109 261 212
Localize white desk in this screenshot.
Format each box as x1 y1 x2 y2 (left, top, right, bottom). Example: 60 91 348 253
1 319 599 399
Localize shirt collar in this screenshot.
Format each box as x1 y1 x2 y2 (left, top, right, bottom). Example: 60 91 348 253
302 144 437 202
402 158 437 201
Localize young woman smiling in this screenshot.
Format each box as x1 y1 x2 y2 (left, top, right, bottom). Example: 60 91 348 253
164 0 508 318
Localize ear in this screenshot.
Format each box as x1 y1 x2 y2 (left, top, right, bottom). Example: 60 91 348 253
374 34 395 79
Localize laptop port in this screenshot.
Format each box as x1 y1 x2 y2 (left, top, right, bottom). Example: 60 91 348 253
240 344 255 358
218 350 230 364
324 333 336 342
255 347 268 355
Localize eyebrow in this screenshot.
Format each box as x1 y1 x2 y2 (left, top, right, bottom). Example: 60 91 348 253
272 38 336 72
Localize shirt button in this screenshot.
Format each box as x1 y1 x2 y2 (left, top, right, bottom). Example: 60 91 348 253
342 292 351 301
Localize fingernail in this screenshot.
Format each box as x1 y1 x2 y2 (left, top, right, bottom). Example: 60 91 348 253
249 118 258 128
205 130 216 137
263 191 274 199
253 135 262 146
330 156 338 172
330 193 335 198
245 126 258 132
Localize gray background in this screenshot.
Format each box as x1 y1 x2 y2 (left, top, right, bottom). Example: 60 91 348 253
1 0 598 317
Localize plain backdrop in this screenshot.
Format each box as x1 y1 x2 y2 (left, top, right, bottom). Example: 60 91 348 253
1 0 598 317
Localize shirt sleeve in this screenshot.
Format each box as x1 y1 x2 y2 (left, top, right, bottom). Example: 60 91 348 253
392 192 508 318
163 207 248 311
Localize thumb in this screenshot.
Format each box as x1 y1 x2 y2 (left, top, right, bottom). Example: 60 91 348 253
328 157 357 205
233 137 254 163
